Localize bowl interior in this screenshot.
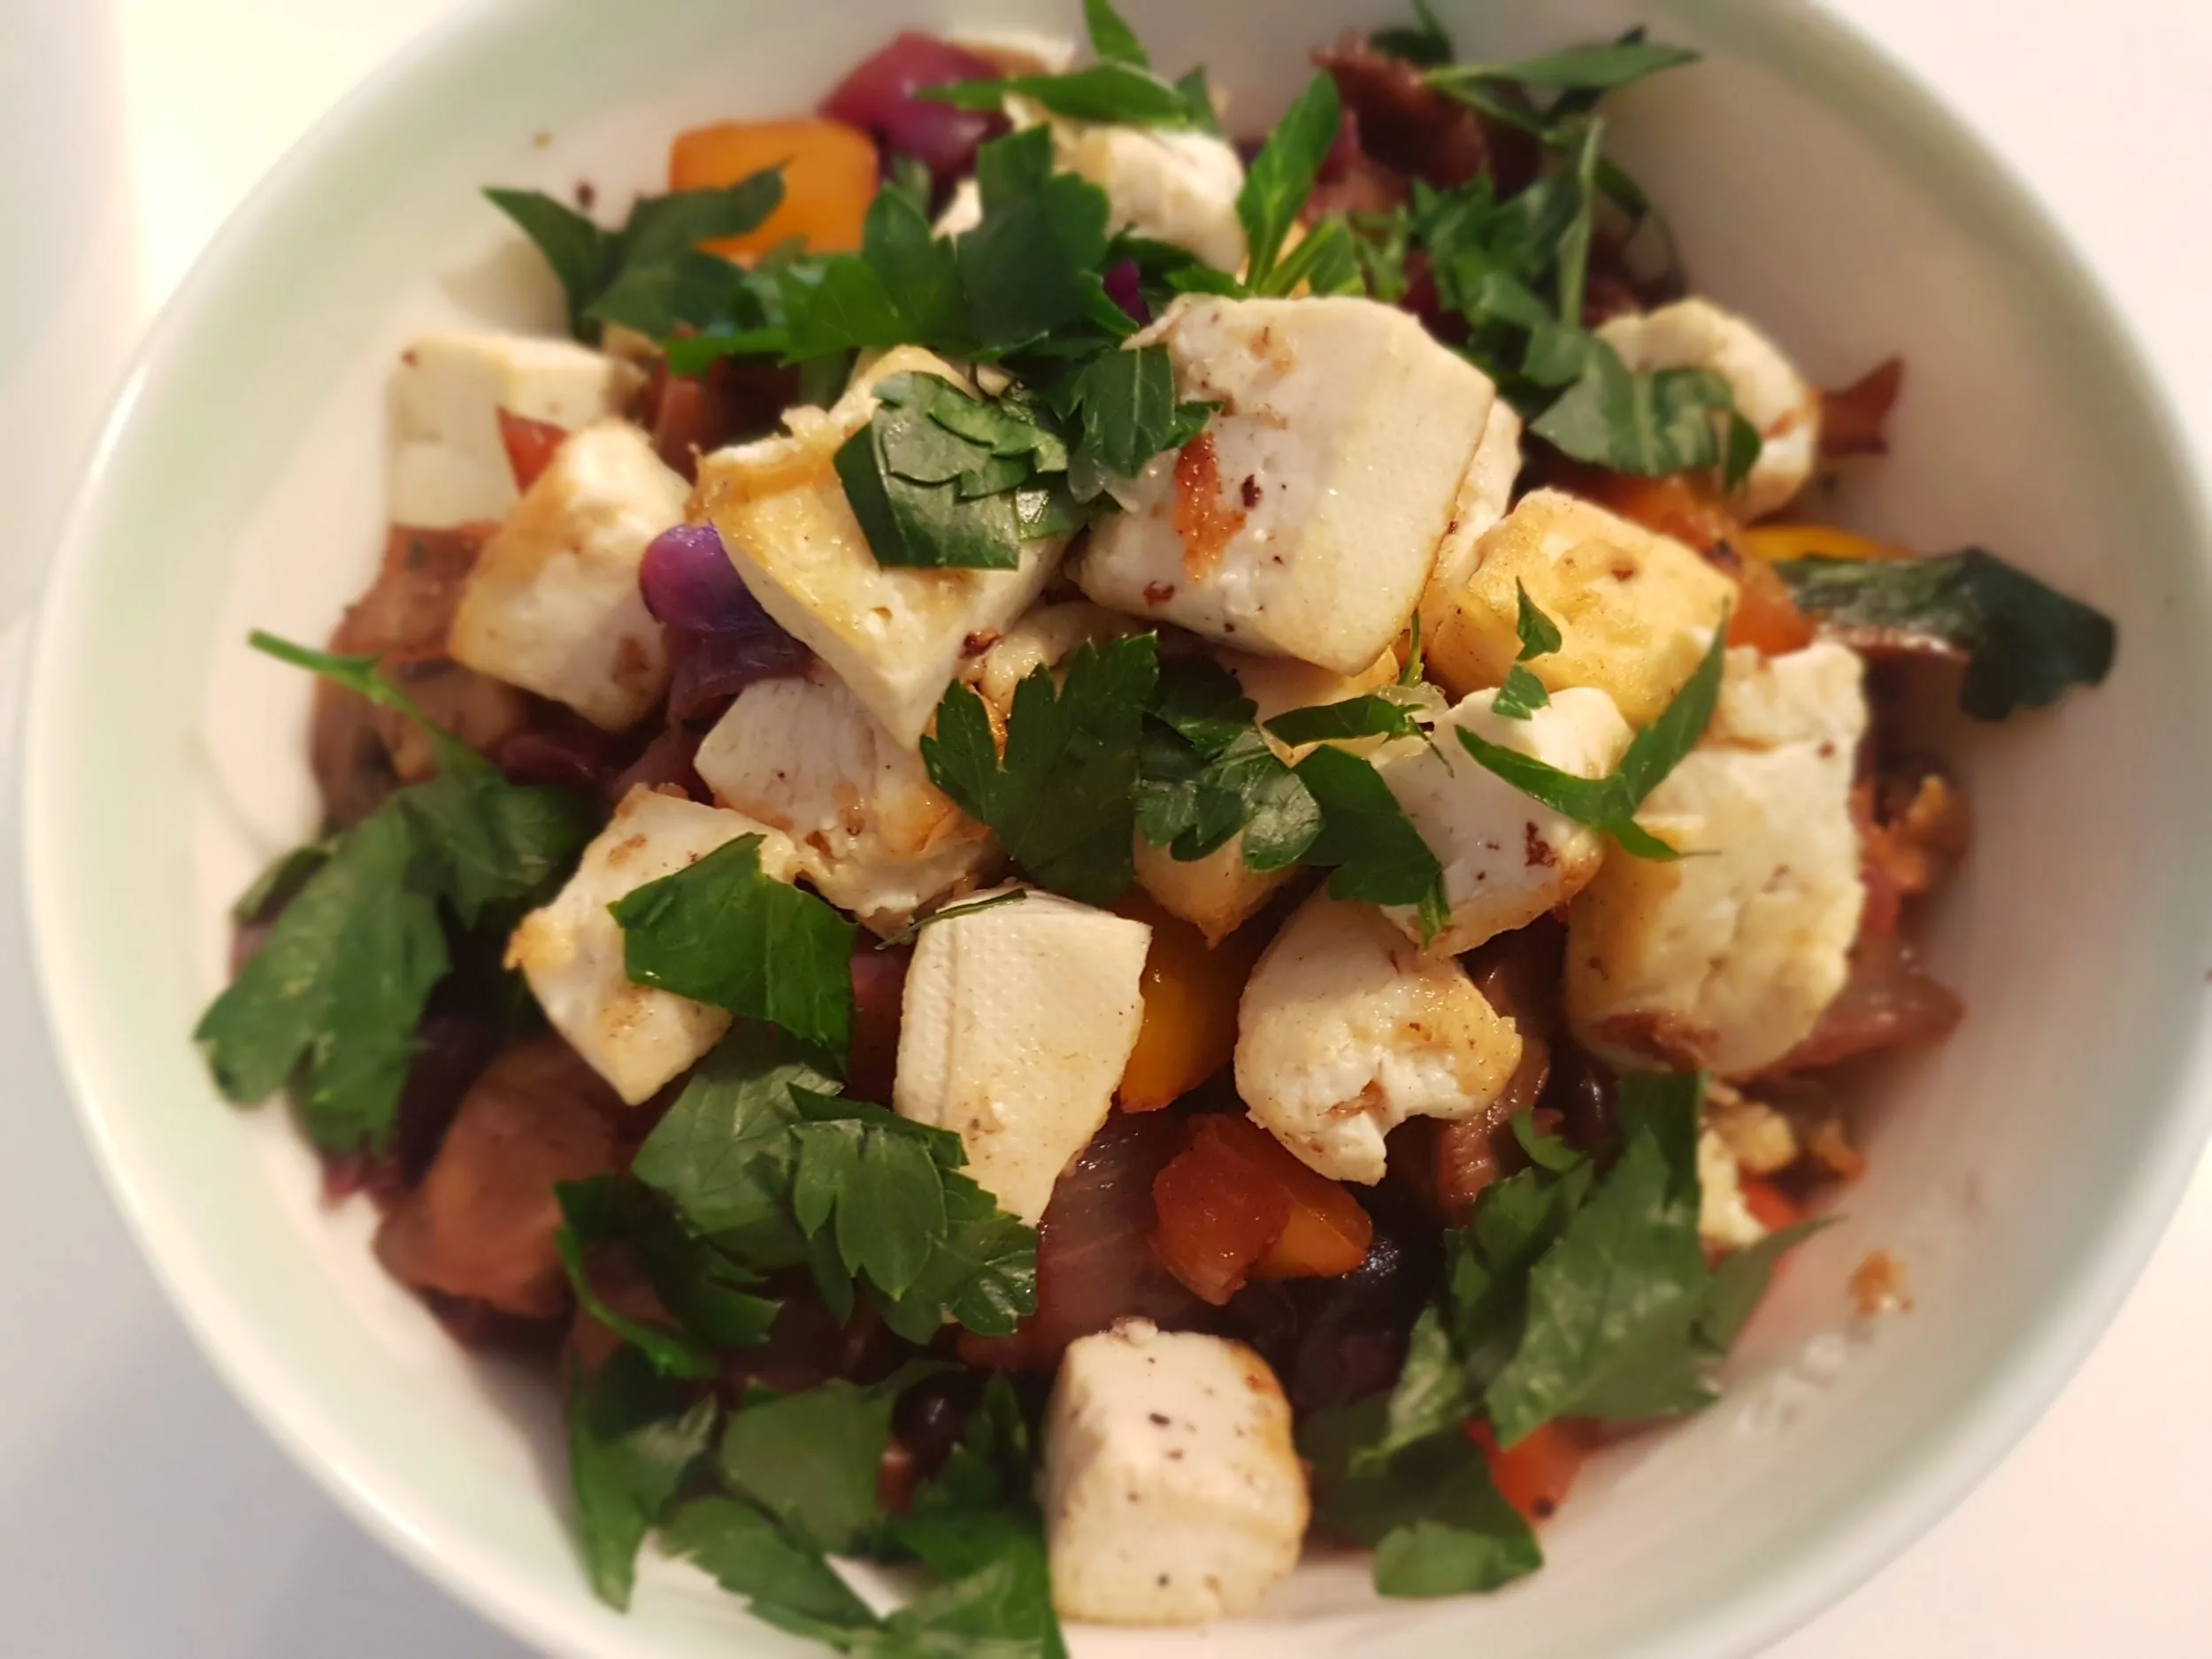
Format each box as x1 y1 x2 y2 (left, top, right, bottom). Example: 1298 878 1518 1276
25 1 2212 1655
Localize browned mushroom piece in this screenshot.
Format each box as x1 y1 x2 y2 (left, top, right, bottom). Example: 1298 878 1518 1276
374 1036 624 1321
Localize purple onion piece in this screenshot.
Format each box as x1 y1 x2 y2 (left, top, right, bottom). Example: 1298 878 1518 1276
820 31 1009 194
495 726 617 794
641 525 810 722
1103 257 1148 327
606 724 709 807
639 523 757 632
665 623 811 725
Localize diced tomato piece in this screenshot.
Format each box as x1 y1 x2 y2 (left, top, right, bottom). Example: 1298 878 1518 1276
1819 357 1905 458
668 117 879 256
496 408 566 493
1740 1177 1803 1233
1150 1133 1284 1307
1149 1114 1372 1305
1466 1418 1592 1525
1115 891 1269 1111
1726 557 1818 657
1583 470 1738 552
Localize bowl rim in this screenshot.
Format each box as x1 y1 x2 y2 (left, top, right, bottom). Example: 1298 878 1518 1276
23 1 2212 1655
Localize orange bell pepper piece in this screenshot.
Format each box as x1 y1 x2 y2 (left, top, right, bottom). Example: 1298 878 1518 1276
1149 1114 1372 1304
1732 523 1916 565
1594 471 1738 552
1740 1176 1805 1233
1466 1418 1593 1525
667 117 879 257
1115 890 1268 1111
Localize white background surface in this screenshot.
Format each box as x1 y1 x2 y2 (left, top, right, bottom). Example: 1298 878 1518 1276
5 1 2210 1653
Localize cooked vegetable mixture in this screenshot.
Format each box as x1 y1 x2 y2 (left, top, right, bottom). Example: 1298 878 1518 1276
196 1 2116 1643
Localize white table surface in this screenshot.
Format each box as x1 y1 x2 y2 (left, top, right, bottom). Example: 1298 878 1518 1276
7 1 2212 1653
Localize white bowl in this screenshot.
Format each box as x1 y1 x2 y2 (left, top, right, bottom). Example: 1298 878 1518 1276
24 1 2212 1655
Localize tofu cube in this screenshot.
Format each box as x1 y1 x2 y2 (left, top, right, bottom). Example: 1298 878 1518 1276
951 30 1081 74
1235 892 1524 1184
1044 1319 1306 1624
694 661 997 939
1375 684 1632 955
1130 835 1283 953
1057 122 1248 273
1427 488 1737 726
956 601 1140 732
1567 642 1869 1077
1075 296 1497 673
1417 396 1524 641
388 331 642 529
931 86 1242 270
1698 1124 1769 1251
1132 644 1399 946
1598 298 1822 521
507 787 803 1104
448 419 685 731
1707 1084 1801 1176
692 348 1065 749
894 885 1150 1224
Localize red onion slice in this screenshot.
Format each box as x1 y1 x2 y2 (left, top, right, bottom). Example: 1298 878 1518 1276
820 32 1010 196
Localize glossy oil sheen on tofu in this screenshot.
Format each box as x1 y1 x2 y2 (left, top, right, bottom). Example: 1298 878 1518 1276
449 418 684 731
695 661 996 939
1236 893 1524 1184
1076 295 1497 672
691 348 1066 749
1429 488 1736 725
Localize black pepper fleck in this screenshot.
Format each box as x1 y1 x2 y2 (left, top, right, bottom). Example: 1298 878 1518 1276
1149 1412 1171 1427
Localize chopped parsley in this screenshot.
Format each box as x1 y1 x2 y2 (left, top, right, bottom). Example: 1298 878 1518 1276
1771 549 2116 721
486 171 786 342
1239 73 1345 295
628 1026 1037 1343
566 1346 718 1609
919 0 1216 131
833 372 1078 571
1135 655 1324 871
1295 745 1450 941
1491 583 1563 719
194 635 595 1153
1305 1071 1828 1600
1455 618 1729 860
610 834 859 1055
554 1174 780 1380
923 633 1160 905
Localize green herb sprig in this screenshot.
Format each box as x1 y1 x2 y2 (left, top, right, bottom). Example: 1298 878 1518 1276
1772 549 2116 721
486 171 786 342
195 635 595 1153
1455 616 1729 860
